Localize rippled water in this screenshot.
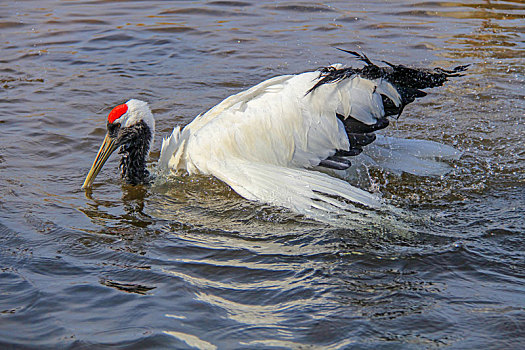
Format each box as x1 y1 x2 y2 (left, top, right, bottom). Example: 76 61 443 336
1 0 524 348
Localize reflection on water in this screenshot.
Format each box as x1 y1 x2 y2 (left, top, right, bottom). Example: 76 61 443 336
0 0 524 348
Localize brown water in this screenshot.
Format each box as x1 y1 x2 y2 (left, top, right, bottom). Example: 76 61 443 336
1 0 524 349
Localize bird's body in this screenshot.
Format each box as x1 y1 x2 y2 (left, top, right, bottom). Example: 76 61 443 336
82 51 467 217
157 69 394 211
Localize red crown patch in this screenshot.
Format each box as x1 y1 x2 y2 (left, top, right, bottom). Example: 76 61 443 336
108 104 128 124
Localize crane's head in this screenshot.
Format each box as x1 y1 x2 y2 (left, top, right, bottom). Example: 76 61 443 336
82 99 155 189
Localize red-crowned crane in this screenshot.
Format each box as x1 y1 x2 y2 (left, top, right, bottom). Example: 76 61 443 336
82 51 467 216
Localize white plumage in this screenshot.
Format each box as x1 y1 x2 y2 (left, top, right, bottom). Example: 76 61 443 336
157 68 403 213
84 55 466 218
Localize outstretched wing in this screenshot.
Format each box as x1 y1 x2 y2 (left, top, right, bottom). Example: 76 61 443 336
203 157 381 218
182 69 401 172
159 55 466 213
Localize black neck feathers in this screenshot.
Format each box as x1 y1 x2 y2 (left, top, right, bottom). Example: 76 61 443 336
118 120 152 185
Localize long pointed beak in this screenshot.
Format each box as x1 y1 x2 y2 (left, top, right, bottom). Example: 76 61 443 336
82 133 118 189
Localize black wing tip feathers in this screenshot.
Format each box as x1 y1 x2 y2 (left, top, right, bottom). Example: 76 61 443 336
336 48 373 65
336 47 470 75
434 64 470 77
308 49 469 95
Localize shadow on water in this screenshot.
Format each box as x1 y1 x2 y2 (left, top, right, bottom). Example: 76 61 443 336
81 185 152 230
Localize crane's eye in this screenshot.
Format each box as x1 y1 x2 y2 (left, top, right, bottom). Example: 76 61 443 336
107 122 121 138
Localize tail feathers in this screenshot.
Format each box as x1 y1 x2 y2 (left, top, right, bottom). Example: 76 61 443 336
207 159 381 217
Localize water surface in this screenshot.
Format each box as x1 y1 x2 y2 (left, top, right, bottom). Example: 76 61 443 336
1 0 524 349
